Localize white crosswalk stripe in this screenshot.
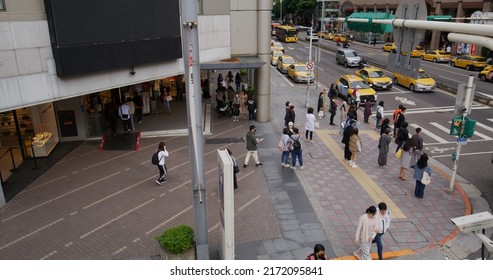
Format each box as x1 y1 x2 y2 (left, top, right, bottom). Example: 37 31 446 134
409 123 448 144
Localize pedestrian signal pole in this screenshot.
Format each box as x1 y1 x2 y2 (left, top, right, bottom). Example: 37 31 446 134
305 17 314 108
448 75 474 193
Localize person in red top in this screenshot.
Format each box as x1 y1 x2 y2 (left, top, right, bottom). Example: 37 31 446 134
393 104 404 137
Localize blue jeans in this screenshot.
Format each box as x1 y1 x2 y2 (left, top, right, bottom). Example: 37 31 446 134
372 233 384 260
291 149 303 167
281 151 290 165
376 116 382 129
415 180 425 198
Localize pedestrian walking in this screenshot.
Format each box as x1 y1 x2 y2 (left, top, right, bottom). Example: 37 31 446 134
363 99 372 123
155 142 169 185
395 121 409 152
376 101 384 130
239 90 247 120
243 125 263 168
373 37 377 47
305 244 329 260
342 119 355 163
246 95 256 123
217 73 224 89
413 153 432 198
347 104 358 122
227 148 239 189
354 206 379 260
288 127 303 170
410 127 424 167
305 107 316 141
280 128 291 167
232 92 241 121
329 96 337 125
235 72 242 92
377 128 392 167
348 128 361 168
161 88 172 114
339 101 347 124
285 105 296 125
399 137 415 181
126 97 136 131
380 118 391 136
328 83 338 99
118 102 132 134
226 71 234 87
317 92 324 118
372 202 391 260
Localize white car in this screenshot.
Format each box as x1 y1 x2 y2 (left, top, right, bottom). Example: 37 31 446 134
305 32 318 42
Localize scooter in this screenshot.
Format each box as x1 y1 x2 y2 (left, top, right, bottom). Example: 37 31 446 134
358 58 368 69
217 99 231 118
343 41 350 48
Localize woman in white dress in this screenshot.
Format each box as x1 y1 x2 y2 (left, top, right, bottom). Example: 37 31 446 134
304 107 316 141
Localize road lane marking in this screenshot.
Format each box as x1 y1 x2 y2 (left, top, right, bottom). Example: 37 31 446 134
432 151 493 158
112 246 127 255
430 122 453 134
40 250 58 260
475 121 493 133
1 172 120 222
408 123 448 144
0 218 64 250
424 139 491 145
145 205 193 235
208 223 219 233
80 199 155 239
316 130 406 219
21 175 67 194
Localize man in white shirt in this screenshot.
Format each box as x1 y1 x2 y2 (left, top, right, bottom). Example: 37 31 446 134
118 102 131 134
372 202 391 260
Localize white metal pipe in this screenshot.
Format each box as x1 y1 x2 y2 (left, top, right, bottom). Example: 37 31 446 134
337 18 493 37
448 33 493 51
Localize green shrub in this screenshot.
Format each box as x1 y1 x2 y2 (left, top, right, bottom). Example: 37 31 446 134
156 225 194 255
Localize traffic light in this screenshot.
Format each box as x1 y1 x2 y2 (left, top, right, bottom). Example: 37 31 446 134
450 117 476 138
452 152 457 161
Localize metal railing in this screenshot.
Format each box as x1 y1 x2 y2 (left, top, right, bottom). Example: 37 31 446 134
0 146 20 184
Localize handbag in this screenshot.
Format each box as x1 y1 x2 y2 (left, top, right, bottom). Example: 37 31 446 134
421 171 431 185
395 147 403 158
356 139 362 152
314 121 320 129
165 95 172 101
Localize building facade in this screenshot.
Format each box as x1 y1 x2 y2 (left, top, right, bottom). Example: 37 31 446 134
0 0 272 203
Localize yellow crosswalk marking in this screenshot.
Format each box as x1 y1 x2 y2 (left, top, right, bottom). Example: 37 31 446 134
316 130 406 219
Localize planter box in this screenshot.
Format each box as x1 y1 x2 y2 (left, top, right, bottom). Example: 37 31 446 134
159 240 196 260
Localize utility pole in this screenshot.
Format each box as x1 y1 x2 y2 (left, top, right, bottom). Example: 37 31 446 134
180 0 209 259
448 75 474 193
305 17 314 108
280 0 283 24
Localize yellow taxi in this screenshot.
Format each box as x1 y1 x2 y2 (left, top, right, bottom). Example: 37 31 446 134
478 65 493 82
332 34 347 43
322 32 334 40
382 43 396 52
276 55 296 73
451 55 487 71
287 63 315 83
421 50 451 63
335 75 377 104
354 67 393 90
392 69 436 92
271 41 284 52
271 50 284 66
400 46 424 58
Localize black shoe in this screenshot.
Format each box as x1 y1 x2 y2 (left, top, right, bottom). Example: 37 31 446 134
256 163 263 167
243 164 247 168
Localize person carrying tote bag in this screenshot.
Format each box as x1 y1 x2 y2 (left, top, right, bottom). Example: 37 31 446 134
413 153 432 199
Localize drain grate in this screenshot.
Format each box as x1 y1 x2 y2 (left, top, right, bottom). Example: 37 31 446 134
205 137 244 144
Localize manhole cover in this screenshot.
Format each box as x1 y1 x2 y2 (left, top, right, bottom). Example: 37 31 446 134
205 137 244 144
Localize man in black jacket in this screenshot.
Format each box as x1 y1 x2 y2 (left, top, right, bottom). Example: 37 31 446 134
342 120 355 163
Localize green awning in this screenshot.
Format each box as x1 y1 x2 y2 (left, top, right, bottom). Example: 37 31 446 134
427 15 453 21
347 12 394 34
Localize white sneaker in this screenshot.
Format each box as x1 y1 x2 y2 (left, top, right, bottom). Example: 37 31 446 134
290 166 295 170
352 164 359 168
348 160 353 165
299 166 304 170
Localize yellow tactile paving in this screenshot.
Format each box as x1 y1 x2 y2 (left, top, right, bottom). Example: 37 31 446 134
316 130 406 219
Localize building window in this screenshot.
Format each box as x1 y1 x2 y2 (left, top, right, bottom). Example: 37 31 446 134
0 0 5 11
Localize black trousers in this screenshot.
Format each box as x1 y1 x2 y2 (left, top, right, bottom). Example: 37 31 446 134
344 144 352 160
330 113 336 124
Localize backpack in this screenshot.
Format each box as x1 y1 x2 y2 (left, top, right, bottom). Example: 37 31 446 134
151 152 160 165
291 136 301 151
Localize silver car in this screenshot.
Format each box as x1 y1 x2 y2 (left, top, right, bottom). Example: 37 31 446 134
336 48 361 68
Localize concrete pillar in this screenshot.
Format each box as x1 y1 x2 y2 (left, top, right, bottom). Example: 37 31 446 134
430 1 442 50
456 1 465 23
386 3 389 13
374 4 377 12
256 0 272 123
363 4 367 12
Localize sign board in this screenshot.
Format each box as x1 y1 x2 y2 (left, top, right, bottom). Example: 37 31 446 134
306 61 314 70
217 149 235 260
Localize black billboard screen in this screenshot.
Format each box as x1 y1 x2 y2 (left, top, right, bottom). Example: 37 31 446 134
44 0 182 78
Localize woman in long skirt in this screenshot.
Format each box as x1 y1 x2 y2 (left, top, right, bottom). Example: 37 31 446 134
354 206 378 260
378 128 392 167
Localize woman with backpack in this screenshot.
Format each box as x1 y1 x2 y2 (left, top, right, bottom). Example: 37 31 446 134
413 153 432 198
288 127 303 170
155 142 169 185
